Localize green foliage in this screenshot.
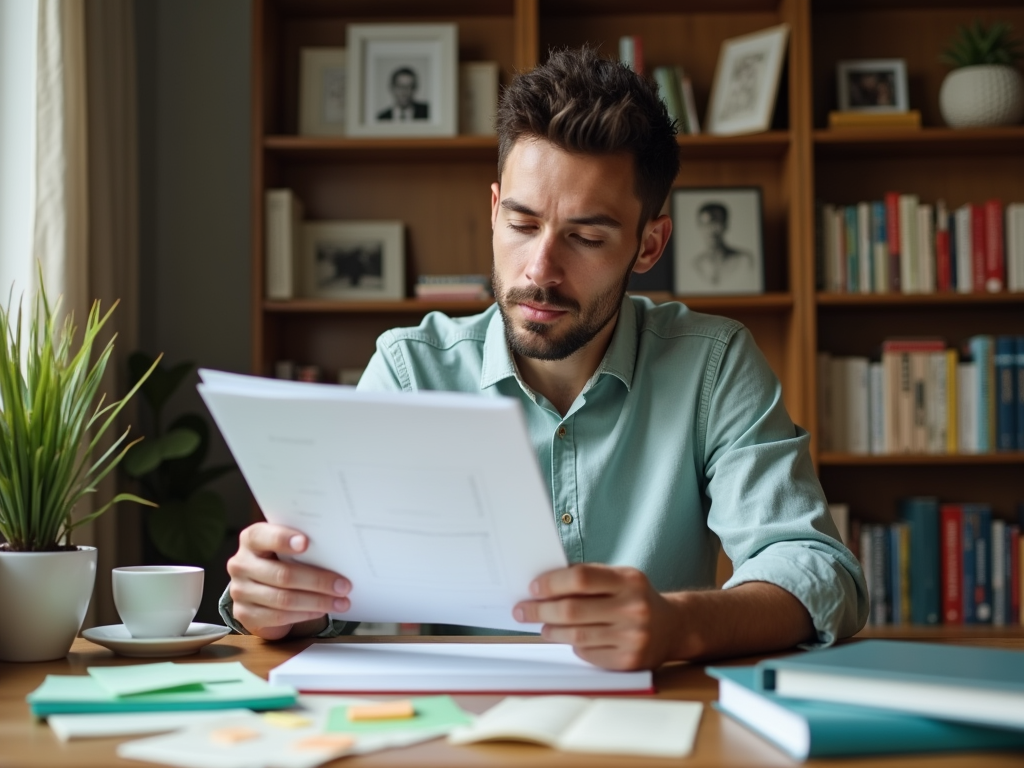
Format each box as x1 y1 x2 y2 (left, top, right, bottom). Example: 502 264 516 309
0 283 157 551
125 352 234 564
942 20 1023 69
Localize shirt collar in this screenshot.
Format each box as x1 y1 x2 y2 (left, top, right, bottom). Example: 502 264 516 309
479 295 638 392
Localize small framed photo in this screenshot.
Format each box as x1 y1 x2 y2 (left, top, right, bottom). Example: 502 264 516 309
707 23 790 136
345 23 458 138
299 48 347 136
302 221 405 301
836 59 908 112
672 187 765 296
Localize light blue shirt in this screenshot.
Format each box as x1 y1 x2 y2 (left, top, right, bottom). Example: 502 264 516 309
221 295 867 645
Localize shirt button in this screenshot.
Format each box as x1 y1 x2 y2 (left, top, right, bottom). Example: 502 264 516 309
557 426 566 439
561 513 573 524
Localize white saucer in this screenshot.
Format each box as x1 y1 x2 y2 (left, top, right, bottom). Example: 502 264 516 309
81 622 231 658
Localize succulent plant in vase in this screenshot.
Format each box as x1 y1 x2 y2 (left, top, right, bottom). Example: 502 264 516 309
939 20 1024 128
0 284 156 661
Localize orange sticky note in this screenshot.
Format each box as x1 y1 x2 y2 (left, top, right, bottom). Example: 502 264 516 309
209 726 260 745
292 734 355 752
346 700 415 721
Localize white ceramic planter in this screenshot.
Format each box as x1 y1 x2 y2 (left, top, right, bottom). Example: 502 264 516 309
0 546 96 662
939 64 1024 128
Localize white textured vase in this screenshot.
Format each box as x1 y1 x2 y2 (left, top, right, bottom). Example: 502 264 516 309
939 65 1024 127
0 546 96 662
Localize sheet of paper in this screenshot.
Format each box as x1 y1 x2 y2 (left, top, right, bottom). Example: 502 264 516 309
326 695 472 734
88 662 242 697
48 709 254 741
198 370 569 632
447 695 588 747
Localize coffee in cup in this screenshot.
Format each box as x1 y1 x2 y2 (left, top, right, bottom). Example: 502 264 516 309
112 565 204 638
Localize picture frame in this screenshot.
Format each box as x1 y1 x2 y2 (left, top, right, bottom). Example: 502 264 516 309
345 23 458 138
836 59 909 112
298 48 348 136
671 187 765 296
706 23 790 136
301 221 405 301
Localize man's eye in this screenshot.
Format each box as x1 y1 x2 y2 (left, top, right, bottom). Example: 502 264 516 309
508 223 535 233
573 234 604 249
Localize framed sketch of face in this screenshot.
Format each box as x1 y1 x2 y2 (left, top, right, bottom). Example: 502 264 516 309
301 221 405 301
345 23 457 138
672 187 765 296
298 48 347 136
836 59 909 112
707 24 790 136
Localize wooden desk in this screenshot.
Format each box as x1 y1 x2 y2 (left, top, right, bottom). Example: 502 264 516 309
2 630 1024 768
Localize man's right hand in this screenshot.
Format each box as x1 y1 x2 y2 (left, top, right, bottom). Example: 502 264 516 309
227 522 351 640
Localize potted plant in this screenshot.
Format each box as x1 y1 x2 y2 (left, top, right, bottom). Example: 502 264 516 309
0 287 155 662
939 20 1024 128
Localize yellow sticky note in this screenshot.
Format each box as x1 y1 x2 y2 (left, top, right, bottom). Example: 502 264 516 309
347 700 415 721
209 726 260 745
292 734 355 752
262 712 313 729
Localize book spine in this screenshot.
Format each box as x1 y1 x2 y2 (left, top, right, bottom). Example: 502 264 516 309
917 203 935 293
972 204 986 293
871 201 888 292
929 352 947 454
984 199 1005 292
948 210 958 291
968 336 995 452
899 194 919 293
957 361 979 454
679 71 700 134
936 200 951 291
1011 524 1021 625
995 336 1018 451
860 525 874 624
889 525 902 625
846 206 859 293
869 361 885 455
945 349 958 454
955 204 973 293
941 504 963 624
1018 337 1024 450
885 191 901 292
972 505 993 624
992 518 1006 626
900 498 941 625
858 202 872 294
871 525 890 625
962 508 977 624
847 357 870 454
910 351 928 453
264 189 298 300
834 207 847 293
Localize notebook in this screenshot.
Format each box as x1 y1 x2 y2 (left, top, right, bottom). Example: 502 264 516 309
710 665 1024 760
268 643 653 694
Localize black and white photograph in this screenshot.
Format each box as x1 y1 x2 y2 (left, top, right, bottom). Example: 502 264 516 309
836 59 909 112
672 188 765 296
301 221 404 301
298 48 347 136
707 24 789 136
346 23 457 137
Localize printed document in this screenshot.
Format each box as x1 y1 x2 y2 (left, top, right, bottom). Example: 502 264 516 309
198 370 568 631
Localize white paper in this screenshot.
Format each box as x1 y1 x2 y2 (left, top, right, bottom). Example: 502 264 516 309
197 370 568 631
48 709 253 741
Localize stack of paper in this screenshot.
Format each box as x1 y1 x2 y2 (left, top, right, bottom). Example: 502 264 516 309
27 662 297 716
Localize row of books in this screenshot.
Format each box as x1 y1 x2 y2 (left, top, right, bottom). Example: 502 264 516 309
618 35 701 135
817 335 1024 454
815 196 1024 294
846 498 1024 627
274 361 364 386
414 274 492 301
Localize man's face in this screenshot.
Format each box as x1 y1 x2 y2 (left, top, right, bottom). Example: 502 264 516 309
698 211 726 248
490 139 648 361
391 73 416 108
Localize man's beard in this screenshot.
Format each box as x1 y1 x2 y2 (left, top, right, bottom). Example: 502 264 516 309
492 263 633 362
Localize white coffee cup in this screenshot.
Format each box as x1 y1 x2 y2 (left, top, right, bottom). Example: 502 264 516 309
112 566 204 638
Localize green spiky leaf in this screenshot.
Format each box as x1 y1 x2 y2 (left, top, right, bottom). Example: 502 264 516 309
941 20 1024 68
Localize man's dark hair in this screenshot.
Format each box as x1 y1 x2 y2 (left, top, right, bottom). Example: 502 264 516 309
698 203 728 225
390 67 417 87
496 46 679 234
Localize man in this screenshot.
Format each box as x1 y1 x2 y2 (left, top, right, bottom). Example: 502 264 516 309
222 48 867 671
377 66 429 121
692 202 756 286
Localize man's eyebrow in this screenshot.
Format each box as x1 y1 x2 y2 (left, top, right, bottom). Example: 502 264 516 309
500 198 622 229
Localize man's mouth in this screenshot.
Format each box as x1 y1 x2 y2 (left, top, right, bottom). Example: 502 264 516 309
518 302 569 323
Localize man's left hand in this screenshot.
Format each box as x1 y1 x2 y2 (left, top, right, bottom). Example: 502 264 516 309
513 564 678 671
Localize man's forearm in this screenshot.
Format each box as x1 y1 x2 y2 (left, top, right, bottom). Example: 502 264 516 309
663 581 816 662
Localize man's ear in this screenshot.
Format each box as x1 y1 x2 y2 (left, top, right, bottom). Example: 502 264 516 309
490 182 501 230
632 214 673 275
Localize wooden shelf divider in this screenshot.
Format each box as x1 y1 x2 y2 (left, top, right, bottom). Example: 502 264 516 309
816 292 1024 308
818 452 1024 467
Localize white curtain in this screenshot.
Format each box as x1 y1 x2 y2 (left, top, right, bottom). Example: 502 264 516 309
32 0 139 627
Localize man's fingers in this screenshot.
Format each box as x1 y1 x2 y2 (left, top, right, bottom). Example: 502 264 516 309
240 522 310 558
229 548 350 597
233 579 350 617
231 599 328 636
530 564 647 600
515 594 621 626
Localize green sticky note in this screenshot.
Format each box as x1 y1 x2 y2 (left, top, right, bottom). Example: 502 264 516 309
89 662 241 697
326 696 473 734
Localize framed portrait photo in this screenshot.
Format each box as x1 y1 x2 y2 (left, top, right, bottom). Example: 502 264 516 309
836 59 909 112
345 23 457 138
298 48 347 136
672 187 765 296
301 221 405 301
707 23 790 136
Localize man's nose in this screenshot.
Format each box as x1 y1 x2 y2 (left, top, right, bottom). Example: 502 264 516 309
524 232 563 287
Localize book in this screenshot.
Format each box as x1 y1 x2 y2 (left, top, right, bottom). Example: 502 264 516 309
955 202 974 293
946 348 959 453
459 62 499 136
964 503 993 624
845 356 869 454
857 201 871 294
898 193 919 292
871 200 888 292
827 110 922 129
996 335 1018 451
984 199 1005 292
916 202 935 293
935 199 951 291
709 665 1024 761
845 205 859 292
968 335 996 452
869 361 885 454
618 35 643 74
1018 337 1024 450
268 643 654 694
264 189 303 300
827 503 849 545
448 696 702 758
972 203 986 293
678 70 700 134
898 497 940 625
993 518 1007 626
890 523 910 625
1008 203 1024 291
957 360 979 454
653 66 685 132
941 503 964 624
755 640 1024 731
884 191 901 292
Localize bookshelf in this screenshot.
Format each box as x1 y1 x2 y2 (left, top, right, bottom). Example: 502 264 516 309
251 1 1023 534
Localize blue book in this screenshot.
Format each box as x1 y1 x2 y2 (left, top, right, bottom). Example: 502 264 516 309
898 497 940 625
889 525 903 625
868 524 890 625
963 507 977 624
968 335 995 452
964 504 993 624
845 206 859 292
871 201 886 292
709 665 1024 760
996 336 1018 451
1017 337 1024 450
754 640 1024 731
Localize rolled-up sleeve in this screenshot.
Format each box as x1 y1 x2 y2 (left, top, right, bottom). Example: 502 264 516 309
702 327 868 647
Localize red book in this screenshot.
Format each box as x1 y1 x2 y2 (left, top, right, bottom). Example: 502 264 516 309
984 199 1005 292
941 504 963 624
971 204 986 293
884 191 901 292
935 229 952 292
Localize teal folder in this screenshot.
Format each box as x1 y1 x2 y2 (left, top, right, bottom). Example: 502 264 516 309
710 666 1024 760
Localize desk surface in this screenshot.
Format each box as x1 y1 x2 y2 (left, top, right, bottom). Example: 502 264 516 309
3 630 1024 768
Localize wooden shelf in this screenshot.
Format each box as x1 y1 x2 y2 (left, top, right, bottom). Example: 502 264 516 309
819 452 1024 466
543 0 781 14
817 292 1024 308
640 291 794 312
276 0 516 18
814 127 1024 158
856 626 1024 640
676 131 790 159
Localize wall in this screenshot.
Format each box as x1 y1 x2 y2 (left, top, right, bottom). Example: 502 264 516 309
135 0 252 621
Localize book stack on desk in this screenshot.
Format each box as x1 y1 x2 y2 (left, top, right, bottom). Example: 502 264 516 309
709 640 1024 760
